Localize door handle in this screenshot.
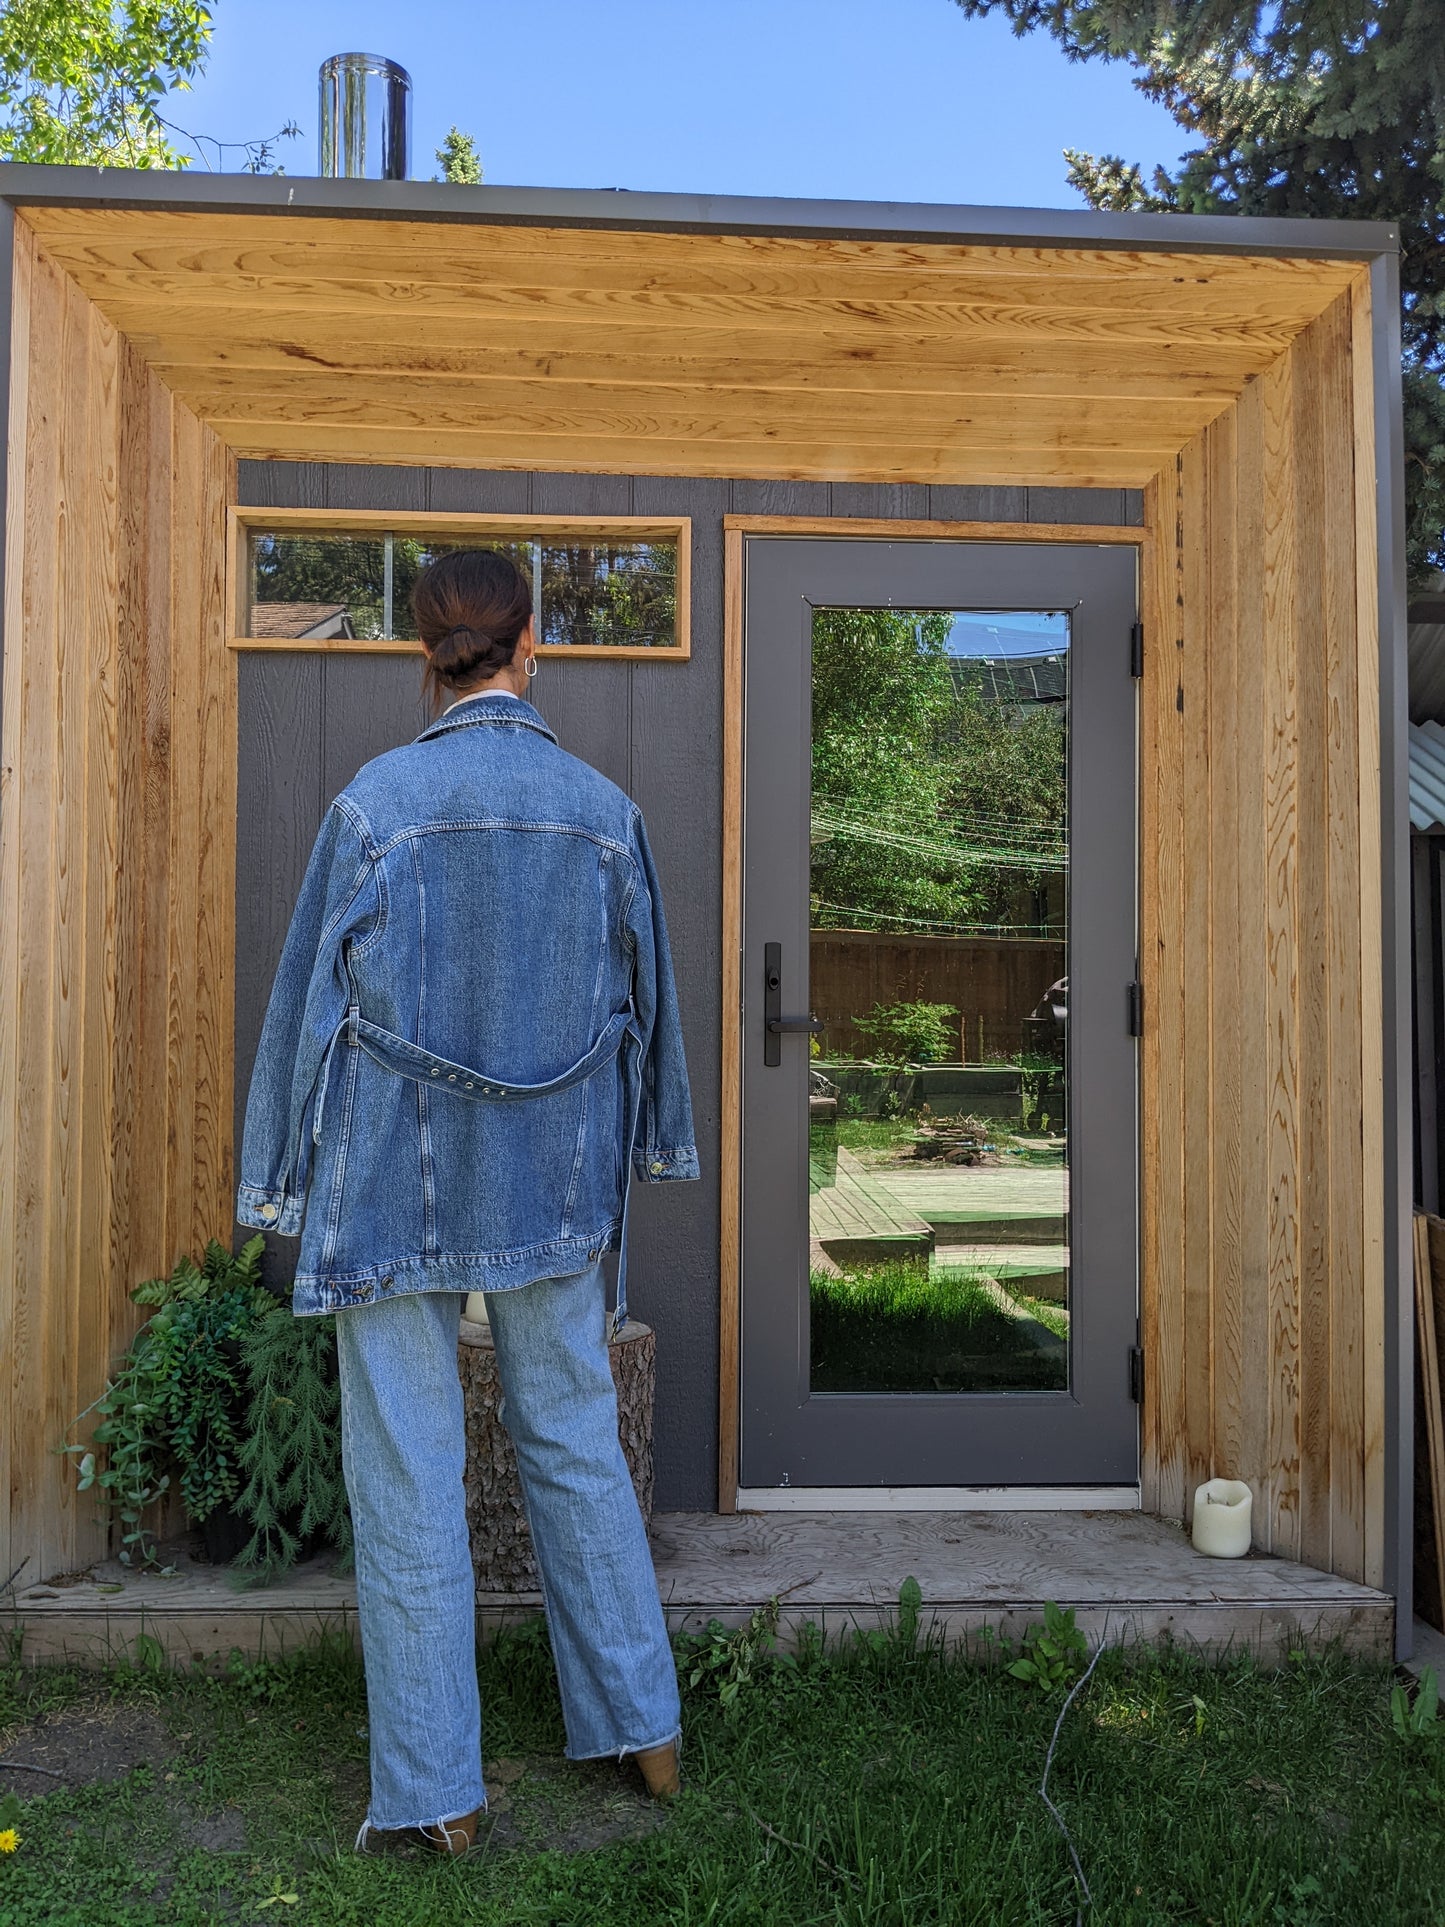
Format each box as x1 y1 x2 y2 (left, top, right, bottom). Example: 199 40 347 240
763 941 821 1066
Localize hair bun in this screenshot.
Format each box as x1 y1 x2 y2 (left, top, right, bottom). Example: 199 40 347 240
411 547 535 709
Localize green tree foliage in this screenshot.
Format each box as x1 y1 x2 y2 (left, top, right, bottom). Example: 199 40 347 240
810 609 1065 932
954 0 1445 583
435 125 483 184
0 0 212 167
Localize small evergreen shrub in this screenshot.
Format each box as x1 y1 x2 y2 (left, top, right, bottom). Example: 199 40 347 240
62 1236 351 1579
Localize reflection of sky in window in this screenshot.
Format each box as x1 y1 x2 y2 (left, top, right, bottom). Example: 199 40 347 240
944 609 1070 660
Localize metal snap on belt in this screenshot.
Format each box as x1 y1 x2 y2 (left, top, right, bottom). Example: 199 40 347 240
447 1073 456 1082
465 1081 474 1090
430 1066 440 1076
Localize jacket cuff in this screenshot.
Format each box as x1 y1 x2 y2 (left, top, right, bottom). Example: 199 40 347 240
632 1146 701 1182
236 1183 304 1237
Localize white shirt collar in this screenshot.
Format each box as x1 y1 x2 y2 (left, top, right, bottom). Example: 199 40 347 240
443 686 524 714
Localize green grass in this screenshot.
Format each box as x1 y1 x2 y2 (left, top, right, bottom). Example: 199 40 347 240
809 1261 1066 1392
0 1615 1443 1925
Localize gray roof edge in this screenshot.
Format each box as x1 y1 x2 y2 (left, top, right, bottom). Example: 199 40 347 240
0 163 1400 259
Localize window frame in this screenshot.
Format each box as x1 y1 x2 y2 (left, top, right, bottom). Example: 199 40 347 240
225 506 692 660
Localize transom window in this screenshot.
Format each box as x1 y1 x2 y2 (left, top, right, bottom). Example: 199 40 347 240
228 510 690 659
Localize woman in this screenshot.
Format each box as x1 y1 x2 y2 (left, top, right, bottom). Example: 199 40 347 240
236 548 699 1856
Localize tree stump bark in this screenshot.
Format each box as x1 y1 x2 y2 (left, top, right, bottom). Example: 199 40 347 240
457 1312 656 1596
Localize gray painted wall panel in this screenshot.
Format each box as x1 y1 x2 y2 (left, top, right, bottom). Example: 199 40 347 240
231 462 1131 1505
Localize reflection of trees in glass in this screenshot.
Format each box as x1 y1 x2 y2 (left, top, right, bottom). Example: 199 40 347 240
250 532 675 649
810 608 1066 935
539 543 676 649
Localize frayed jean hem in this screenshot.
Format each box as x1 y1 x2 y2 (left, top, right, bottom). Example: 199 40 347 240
354 1796 487 1852
565 1722 682 1765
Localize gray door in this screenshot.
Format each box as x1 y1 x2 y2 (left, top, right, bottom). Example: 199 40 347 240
740 539 1139 1487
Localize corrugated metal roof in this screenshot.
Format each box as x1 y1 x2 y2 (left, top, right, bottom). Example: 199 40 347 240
1410 620 1445 725
1410 720 1445 831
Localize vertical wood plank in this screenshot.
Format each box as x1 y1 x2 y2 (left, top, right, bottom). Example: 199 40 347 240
1231 375 1273 1520
188 423 235 1253
1261 346 1302 1560
1351 272 1387 1589
166 403 203 1264
11 237 64 1575
1292 309 1334 1572
1140 465 1186 1518
1178 432 1214 1512
0 218 34 1578
1320 290 1367 1583
1205 404 1245 1503
109 342 152 1369
72 293 121 1568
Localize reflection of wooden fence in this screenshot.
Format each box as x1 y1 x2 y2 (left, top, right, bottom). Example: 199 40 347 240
810 931 1065 1064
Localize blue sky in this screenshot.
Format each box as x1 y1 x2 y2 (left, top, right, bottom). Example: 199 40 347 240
171 0 1186 207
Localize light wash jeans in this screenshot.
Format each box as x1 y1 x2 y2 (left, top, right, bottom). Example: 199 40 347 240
334 1262 680 1841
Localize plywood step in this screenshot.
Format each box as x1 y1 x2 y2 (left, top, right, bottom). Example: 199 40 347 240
4 1510 1392 1668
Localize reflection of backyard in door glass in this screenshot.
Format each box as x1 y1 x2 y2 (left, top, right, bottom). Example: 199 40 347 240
808 608 1070 1395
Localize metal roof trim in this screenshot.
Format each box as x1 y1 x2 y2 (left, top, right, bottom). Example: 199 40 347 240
0 163 1400 260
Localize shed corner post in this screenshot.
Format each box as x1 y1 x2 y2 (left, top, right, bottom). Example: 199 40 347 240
0 191 19 1585
1367 245 1413 1661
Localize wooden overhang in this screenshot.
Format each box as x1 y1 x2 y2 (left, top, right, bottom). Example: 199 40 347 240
0 170 1411 1648
16 202 1368 486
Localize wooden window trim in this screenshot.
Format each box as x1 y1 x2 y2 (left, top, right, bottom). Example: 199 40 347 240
225 506 692 660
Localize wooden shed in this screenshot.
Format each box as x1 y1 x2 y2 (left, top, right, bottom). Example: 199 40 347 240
0 169 1410 1647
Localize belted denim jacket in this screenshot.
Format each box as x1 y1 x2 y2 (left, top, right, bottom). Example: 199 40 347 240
236 692 700 1317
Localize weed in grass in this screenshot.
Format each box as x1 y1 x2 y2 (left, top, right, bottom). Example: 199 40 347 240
677 1598 782 1715
1005 1602 1092 1695
1392 1665 1442 1740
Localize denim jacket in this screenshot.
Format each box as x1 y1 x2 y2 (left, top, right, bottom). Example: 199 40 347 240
236 692 700 1317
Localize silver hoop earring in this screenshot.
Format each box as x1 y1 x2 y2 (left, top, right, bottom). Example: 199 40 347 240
524 655 538 679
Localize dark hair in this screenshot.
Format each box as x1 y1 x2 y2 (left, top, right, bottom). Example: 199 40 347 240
412 548 533 712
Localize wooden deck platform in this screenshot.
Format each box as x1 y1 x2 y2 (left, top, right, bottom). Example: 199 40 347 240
3 1510 1392 1668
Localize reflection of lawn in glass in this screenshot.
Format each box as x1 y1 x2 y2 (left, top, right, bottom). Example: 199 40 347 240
809 1260 1067 1394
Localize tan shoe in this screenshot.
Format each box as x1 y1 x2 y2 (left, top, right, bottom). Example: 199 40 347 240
420 1808 483 1855
630 1740 681 1800
358 1807 483 1857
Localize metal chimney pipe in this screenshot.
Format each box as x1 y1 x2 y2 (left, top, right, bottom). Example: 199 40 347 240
318 53 412 179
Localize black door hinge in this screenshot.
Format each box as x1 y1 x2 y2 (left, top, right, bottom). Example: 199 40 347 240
1130 620 1144 678
1128 1346 1144 1404
1127 980 1144 1036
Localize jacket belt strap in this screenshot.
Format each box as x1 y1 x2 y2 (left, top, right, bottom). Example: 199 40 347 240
351 1008 631 1102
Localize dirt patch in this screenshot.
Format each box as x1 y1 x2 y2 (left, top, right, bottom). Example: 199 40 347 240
483 1754 668 1857
0 1694 249 1856
0 1695 176 1795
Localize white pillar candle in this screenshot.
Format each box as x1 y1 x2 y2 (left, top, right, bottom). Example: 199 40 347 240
464 1290 490 1329
1191 1478 1253 1557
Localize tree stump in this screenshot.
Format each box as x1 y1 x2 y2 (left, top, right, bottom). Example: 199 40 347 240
457 1312 656 1596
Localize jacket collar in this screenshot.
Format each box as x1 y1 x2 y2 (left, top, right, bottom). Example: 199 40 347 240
415 691 558 747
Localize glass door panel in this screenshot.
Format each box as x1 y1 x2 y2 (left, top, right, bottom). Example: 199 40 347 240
740 538 1139 1489
808 608 1070 1396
